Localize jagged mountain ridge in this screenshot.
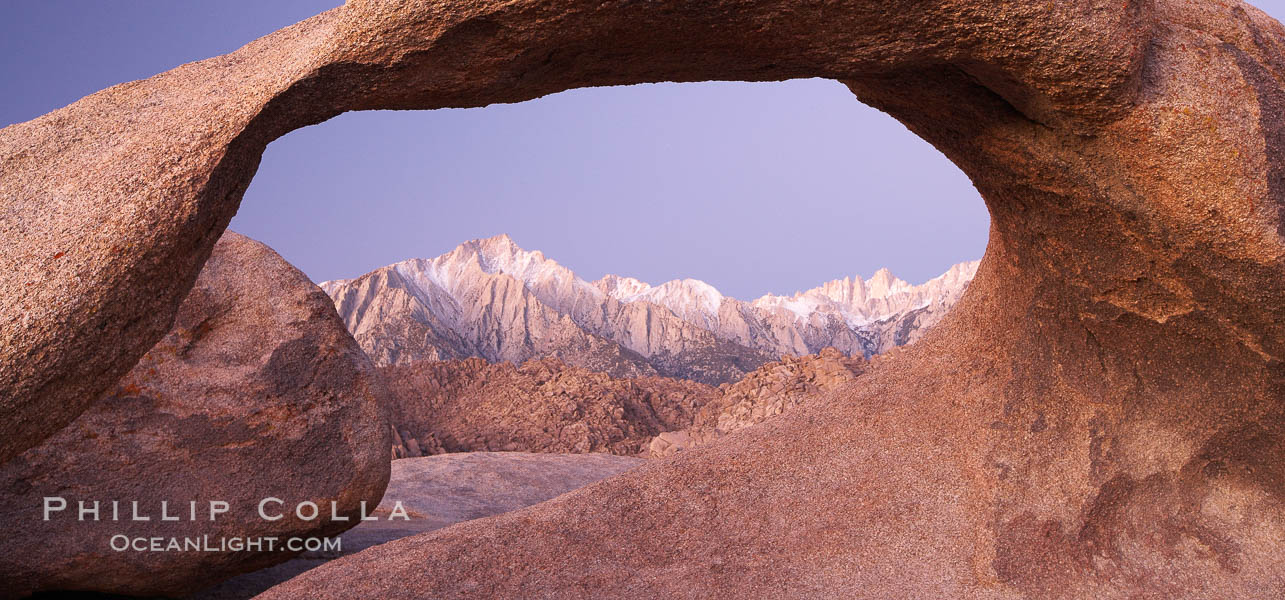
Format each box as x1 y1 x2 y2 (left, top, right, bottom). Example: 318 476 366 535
320 234 977 384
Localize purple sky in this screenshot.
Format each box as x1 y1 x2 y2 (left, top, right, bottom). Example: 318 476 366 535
5 1 1283 298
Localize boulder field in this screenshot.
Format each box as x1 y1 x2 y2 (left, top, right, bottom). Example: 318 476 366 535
3 0 1285 597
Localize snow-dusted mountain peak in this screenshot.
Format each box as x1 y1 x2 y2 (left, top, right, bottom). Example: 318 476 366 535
750 261 981 326
866 267 910 298
625 278 727 327
320 236 979 383
595 274 652 300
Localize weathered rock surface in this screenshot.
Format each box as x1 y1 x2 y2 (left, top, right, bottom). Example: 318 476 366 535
321 234 973 384
195 452 640 600
382 357 716 456
0 233 390 598
389 424 445 460
649 348 867 457
6 0 1285 597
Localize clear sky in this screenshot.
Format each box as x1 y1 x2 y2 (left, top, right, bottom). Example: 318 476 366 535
4 1 1283 298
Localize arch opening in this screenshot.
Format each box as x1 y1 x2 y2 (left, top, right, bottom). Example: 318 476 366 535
231 78 988 303
225 79 992 462
0 0 1160 461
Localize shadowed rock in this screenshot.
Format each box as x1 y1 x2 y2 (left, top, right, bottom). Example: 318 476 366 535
3 0 1285 597
0 233 390 598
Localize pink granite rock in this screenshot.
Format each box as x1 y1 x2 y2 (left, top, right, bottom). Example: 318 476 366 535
2 0 1284 597
0 233 390 597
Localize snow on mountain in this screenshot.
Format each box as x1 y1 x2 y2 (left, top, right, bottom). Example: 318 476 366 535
320 234 978 384
595 274 652 300
751 260 980 327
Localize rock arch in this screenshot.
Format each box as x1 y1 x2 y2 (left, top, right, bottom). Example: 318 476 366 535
3 0 1284 595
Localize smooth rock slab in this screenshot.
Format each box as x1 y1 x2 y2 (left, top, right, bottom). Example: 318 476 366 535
378 451 646 525
196 452 642 600
0 232 390 598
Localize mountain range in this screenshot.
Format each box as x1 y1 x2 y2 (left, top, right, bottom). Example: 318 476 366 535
319 234 977 384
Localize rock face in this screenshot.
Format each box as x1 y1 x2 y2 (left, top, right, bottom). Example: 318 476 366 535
321 234 975 384
388 424 445 460
7 0 1285 597
382 358 716 456
648 348 867 457
0 233 390 598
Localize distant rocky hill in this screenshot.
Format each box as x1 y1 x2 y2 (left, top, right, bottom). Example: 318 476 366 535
648 348 867 457
381 358 717 457
382 349 869 460
321 234 976 384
